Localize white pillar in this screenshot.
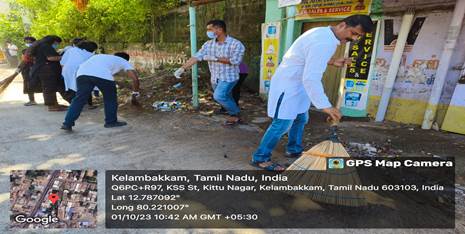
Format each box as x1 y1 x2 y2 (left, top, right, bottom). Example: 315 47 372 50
375 11 415 122
422 0 465 129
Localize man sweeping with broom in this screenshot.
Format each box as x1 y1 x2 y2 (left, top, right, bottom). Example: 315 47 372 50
251 15 374 172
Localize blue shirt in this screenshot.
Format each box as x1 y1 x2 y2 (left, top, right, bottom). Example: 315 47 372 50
194 36 245 83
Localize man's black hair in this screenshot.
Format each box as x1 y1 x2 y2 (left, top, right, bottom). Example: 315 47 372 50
50 35 62 43
39 35 62 44
114 52 130 61
24 36 36 42
343 15 374 33
77 41 98 53
72 37 85 45
206 19 226 32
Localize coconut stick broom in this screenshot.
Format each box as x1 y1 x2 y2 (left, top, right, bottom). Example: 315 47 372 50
0 69 20 95
281 120 367 207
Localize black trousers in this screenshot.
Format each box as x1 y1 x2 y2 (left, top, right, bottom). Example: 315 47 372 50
37 66 72 105
67 90 93 106
22 66 42 102
64 76 118 126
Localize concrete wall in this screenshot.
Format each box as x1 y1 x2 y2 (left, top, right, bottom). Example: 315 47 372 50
367 10 465 125
120 0 265 91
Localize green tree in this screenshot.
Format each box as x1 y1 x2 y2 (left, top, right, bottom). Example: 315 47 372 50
0 2 27 47
79 0 152 44
7 0 180 44
29 0 82 39
1 0 181 51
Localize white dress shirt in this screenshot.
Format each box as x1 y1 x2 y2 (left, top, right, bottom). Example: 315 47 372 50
7 43 18 56
60 47 94 91
267 26 340 120
76 54 134 81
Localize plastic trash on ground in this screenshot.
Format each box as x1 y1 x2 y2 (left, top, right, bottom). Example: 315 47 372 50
173 82 183 89
152 101 181 112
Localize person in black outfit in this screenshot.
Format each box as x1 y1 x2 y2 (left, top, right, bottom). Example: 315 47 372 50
30 35 71 111
18 36 42 106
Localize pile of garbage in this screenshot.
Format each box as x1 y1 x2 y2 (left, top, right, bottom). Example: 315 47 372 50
152 101 182 112
115 68 267 117
115 68 212 112
348 142 379 157
346 139 403 157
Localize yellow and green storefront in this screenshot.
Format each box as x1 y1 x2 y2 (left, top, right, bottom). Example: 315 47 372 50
260 0 465 135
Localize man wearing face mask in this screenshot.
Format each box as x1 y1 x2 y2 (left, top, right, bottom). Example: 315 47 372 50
174 19 245 126
30 35 72 111
24 37 35 48
251 15 374 171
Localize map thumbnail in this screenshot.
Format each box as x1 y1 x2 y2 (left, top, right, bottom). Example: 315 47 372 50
10 170 97 228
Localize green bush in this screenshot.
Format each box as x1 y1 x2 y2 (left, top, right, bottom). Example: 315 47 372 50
1 0 180 47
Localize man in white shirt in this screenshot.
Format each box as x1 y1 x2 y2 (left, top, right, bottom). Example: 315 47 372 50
7 42 18 56
60 37 85 55
251 15 374 171
61 52 140 131
6 40 19 67
60 41 97 107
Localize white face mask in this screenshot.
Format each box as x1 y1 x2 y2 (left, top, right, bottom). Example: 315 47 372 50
25 43 32 47
206 31 217 39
